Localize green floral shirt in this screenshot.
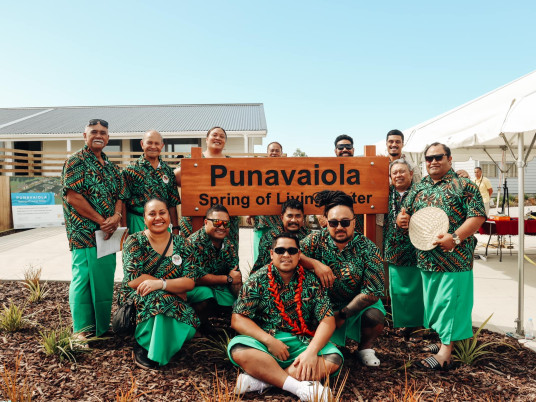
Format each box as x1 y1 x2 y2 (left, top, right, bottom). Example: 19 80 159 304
403 169 486 272
383 184 417 267
119 232 199 328
354 214 364 234
179 216 239 251
301 229 385 311
251 226 311 274
183 227 239 279
61 146 125 250
253 215 282 231
234 265 333 338
122 155 180 210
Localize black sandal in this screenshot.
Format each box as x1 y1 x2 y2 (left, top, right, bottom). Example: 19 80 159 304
415 356 451 371
421 343 440 353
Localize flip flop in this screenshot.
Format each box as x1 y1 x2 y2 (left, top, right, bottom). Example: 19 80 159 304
421 343 440 353
357 348 380 367
415 356 451 371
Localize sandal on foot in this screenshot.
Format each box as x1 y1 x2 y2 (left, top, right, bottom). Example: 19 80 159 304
415 356 451 371
357 349 380 367
421 343 440 353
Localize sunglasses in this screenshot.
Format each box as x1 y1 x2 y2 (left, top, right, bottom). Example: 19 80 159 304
336 144 353 150
273 247 300 255
206 218 231 228
88 119 109 128
327 219 353 228
425 153 447 163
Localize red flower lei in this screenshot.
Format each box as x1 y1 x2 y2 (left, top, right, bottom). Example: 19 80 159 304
267 263 315 337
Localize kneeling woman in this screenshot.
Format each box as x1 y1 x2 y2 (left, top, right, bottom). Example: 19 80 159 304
120 198 200 370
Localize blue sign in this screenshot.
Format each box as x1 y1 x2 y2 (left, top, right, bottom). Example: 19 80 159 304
11 192 55 206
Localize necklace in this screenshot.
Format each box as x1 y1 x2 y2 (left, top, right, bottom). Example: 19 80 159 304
267 263 315 337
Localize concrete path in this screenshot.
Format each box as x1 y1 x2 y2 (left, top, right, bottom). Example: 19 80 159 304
1 224 535 346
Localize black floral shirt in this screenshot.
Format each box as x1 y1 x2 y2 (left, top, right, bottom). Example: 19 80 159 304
61 146 125 250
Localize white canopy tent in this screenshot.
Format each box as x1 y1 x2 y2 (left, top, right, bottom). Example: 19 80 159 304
399 70 536 335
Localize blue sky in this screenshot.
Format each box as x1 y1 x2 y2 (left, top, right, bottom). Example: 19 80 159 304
1 1 535 156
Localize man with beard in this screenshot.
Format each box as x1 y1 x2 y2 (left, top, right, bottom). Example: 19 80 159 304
397 142 485 370
61 119 125 340
228 233 342 401
300 190 386 367
122 130 180 234
250 199 310 274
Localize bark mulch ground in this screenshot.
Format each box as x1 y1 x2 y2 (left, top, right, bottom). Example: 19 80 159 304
1 281 535 401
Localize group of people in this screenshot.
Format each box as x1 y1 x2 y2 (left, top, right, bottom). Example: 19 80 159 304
61 120 485 401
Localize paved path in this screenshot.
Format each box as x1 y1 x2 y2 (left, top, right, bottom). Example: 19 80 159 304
1 226 535 341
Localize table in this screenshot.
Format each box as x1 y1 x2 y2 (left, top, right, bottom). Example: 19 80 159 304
478 218 536 261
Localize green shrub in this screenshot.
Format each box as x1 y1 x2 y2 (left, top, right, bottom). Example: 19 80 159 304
40 326 92 362
0 302 30 333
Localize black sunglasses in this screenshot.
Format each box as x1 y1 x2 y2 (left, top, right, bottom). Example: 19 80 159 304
327 219 353 228
88 119 109 128
206 218 231 228
425 153 447 163
273 247 300 255
336 144 353 150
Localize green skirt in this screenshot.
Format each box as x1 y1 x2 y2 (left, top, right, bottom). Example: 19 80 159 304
389 264 424 328
70 247 116 336
330 298 386 346
187 285 236 307
136 315 196 366
126 207 145 234
421 270 474 344
253 227 270 263
228 331 343 373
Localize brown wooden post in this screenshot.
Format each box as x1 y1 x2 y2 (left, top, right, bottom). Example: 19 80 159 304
190 147 204 232
28 151 34 177
363 145 376 241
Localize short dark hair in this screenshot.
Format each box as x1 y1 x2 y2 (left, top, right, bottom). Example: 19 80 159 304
475 166 482 171
334 134 353 147
281 199 304 215
205 203 230 218
271 232 300 249
267 141 283 152
207 126 227 138
144 197 168 213
386 129 404 142
313 190 354 216
424 142 451 158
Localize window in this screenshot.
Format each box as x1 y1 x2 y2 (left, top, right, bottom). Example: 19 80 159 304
480 162 497 178
505 162 518 178
106 140 122 153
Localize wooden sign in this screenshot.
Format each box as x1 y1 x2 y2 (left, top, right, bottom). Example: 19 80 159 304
181 156 389 216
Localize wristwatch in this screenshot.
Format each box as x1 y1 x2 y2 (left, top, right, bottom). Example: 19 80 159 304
452 233 461 245
227 275 233 284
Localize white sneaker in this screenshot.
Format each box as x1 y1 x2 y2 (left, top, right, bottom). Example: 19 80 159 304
234 373 271 395
357 348 380 366
296 381 332 402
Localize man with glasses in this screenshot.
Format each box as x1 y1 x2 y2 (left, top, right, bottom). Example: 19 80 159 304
397 142 485 370
250 199 310 275
300 190 386 367
122 130 181 234
228 233 342 401
61 119 125 340
184 204 241 333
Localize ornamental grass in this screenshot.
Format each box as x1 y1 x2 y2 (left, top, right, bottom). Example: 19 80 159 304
0 301 31 332
21 265 50 303
0 352 34 402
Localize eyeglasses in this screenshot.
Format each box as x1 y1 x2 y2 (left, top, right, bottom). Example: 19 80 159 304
206 218 231 228
88 119 109 128
336 144 353 150
424 153 447 163
327 219 353 228
273 247 300 255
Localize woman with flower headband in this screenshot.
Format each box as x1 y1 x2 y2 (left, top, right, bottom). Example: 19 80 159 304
227 232 342 402
119 198 199 370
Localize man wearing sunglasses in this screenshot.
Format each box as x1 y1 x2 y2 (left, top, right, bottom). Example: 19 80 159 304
122 130 181 234
61 119 125 341
228 233 342 401
397 142 485 371
250 199 310 275
184 204 241 334
300 190 386 367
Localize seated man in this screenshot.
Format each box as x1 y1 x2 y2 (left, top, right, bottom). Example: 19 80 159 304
228 233 342 402
301 190 386 367
250 199 310 274
184 204 242 331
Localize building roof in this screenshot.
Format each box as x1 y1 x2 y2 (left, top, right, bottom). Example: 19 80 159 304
0 104 267 139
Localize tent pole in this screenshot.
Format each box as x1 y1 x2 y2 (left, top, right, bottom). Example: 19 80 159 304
515 132 525 336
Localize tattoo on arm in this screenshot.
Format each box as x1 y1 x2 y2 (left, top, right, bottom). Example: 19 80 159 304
343 293 379 318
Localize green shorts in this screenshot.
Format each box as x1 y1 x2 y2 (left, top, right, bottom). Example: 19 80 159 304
187 285 236 307
421 270 474 344
330 298 386 346
227 331 343 371
389 264 424 328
